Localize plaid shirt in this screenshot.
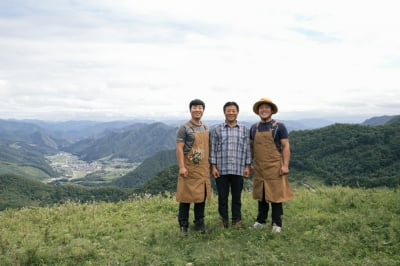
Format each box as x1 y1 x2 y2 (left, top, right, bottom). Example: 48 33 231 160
209 122 252 176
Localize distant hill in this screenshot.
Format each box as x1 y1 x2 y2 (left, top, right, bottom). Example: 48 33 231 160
387 115 400 124
63 122 176 162
113 149 176 188
0 119 63 152
290 122 400 187
24 119 151 142
0 173 133 210
361 115 399 126
0 140 58 179
0 120 63 179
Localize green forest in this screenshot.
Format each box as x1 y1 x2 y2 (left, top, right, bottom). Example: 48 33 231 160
289 122 400 187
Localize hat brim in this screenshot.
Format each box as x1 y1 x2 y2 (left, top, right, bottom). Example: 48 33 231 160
253 101 278 115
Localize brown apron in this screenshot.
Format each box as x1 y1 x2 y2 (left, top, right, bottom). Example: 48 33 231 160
252 123 294 203
176 126 212 203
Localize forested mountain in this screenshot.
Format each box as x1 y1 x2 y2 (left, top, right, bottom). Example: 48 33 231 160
24 120 152 142
290 122 400 187
63 122 177 162
0 119 63 152
140 164 178 194
113 149 176 188
0 120 65 179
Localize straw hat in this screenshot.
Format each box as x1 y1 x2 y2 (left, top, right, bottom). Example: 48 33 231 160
253 98 278 114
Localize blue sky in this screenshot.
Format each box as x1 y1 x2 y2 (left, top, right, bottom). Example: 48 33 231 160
0 0 399 122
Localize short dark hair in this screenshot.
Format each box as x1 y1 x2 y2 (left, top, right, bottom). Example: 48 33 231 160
223 101 239 112
189 99 205 110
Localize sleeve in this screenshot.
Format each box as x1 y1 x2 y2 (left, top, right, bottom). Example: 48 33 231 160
278 123 289 139
176 125 186 143
249 124 256 140
209 126 218 165
245 127 252 165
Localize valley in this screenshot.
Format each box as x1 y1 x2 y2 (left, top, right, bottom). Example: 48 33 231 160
46 152 140 184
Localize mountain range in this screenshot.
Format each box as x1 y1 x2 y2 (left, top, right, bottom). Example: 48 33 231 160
1 115 399 188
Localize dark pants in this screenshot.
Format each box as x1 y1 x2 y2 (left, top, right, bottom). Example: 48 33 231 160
257 188 283 226
216 174 244 223
178 202 205 227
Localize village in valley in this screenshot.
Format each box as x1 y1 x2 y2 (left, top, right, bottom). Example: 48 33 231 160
46 152 139 184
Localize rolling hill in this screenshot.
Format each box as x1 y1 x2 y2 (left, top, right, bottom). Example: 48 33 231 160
113 149 176 188
361 114 400 126
290 122 400 187
63 122 176 162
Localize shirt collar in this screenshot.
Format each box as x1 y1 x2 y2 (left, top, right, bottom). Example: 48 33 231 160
224 121 240 128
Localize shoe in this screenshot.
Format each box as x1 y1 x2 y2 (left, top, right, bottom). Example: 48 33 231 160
194 224 206 234
252 221 265 229
234 221 242 230
180 226 188 237
220 220 228 229
194 220 206 234
272 223 281 233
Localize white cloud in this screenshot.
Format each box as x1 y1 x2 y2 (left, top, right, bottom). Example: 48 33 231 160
0 0 399 122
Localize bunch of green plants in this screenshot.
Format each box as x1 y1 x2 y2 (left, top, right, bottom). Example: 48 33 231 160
0 186 399 265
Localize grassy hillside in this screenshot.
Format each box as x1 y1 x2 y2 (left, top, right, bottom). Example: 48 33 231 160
0 161 53 181
0 141 57 179
0 187 398 265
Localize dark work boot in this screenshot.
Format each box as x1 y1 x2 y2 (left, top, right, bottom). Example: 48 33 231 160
180 221 188 237
194 219 206 234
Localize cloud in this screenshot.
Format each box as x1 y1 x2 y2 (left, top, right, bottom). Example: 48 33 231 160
0 0 399 122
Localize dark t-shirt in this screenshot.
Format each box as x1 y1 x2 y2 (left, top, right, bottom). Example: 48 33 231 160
250 120 288 152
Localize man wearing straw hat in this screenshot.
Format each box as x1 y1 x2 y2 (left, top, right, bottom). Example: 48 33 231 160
250 98 294 233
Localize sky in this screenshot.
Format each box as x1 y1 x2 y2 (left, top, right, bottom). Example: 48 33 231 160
1 0 399 123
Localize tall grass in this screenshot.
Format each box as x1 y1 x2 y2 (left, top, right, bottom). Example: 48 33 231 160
0 186 399 265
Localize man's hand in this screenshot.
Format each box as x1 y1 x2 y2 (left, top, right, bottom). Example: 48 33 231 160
243 165 251 178
179 167 188 178
280 165 289 176
211 164 220 179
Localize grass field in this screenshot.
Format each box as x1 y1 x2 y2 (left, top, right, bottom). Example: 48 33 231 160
0 186 399 265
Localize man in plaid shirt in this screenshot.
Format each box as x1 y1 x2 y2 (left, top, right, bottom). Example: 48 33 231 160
210 101 252 229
